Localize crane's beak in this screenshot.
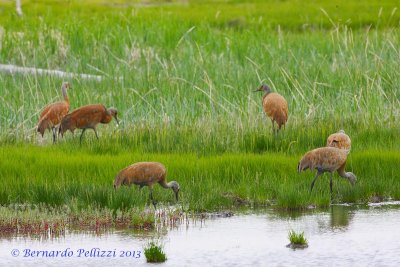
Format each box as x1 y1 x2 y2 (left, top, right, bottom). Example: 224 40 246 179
175 191 179 201
114 115 120 125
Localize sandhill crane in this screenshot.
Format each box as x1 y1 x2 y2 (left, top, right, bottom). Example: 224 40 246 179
298 147 356 193
114 162 180 208
37 82 70 143
59 104 119 144
255 84 288 134
327 130 351 150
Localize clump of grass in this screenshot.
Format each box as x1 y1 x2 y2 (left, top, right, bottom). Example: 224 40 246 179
131 211 155 230
144 242 167 263
286 230 308 249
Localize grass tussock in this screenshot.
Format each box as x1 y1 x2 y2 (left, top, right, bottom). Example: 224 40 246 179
287 230 308 249
144 242 167 263
131 212 155 230
288 230 308 245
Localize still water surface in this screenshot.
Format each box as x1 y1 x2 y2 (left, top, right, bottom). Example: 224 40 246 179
1 204 399 266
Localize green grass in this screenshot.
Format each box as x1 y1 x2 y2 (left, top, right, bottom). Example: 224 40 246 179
0 1 398 211
0 145 399 211
1 0 399 30
131 211 155 230
0 0 399 148
144 242 167 263
288 230 308 246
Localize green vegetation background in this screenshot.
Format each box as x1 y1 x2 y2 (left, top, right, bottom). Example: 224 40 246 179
0 0 399 210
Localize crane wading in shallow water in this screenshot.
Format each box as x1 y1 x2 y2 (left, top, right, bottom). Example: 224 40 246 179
114 162 180 209
37 82 70 143
254 84 288 134
327 130 351 150
59 104 119 144
298 147 357 193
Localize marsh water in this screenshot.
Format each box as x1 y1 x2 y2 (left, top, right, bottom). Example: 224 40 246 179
1 203 400 266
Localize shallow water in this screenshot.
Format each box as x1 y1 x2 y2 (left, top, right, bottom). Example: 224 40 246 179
1 205 400 266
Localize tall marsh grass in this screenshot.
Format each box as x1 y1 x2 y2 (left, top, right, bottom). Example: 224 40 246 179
0 1 398 149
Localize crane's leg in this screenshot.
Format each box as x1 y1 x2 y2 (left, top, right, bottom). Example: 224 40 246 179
277 124 282 133
52 127 57 143
57 125 62 139
310 171 322 192
271 120 276 134
149 188 157 209
330 172 333 194
80 129 87 144
93 128 99 140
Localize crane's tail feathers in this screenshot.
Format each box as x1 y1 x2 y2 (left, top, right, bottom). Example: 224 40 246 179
37 126 44 137
37 119 48 137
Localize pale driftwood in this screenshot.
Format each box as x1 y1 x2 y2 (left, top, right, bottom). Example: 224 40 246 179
16 0 23 16
0 64 105 81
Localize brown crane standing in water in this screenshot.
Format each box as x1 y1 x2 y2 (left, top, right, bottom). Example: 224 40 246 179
327 130 351 150
37 82 70 143
59 104 119 144
254 84 288 134
114 162 180 209
298 147 356 193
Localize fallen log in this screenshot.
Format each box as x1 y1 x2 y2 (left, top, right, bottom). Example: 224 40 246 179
0 64 105 81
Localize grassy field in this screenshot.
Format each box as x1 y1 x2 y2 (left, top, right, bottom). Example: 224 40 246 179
0 0 399 212
0 145 399 211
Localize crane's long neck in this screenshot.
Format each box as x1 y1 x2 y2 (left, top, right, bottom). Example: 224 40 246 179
338 168 357 186
263 91 271 99
262 90 272 102
101 114 113 124
62 85 69 103
113 174 123 189
159 179 173 189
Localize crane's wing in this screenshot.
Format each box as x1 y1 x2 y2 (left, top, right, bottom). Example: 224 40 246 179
67 104 106 127
39 102 70 126
40 101 67 119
